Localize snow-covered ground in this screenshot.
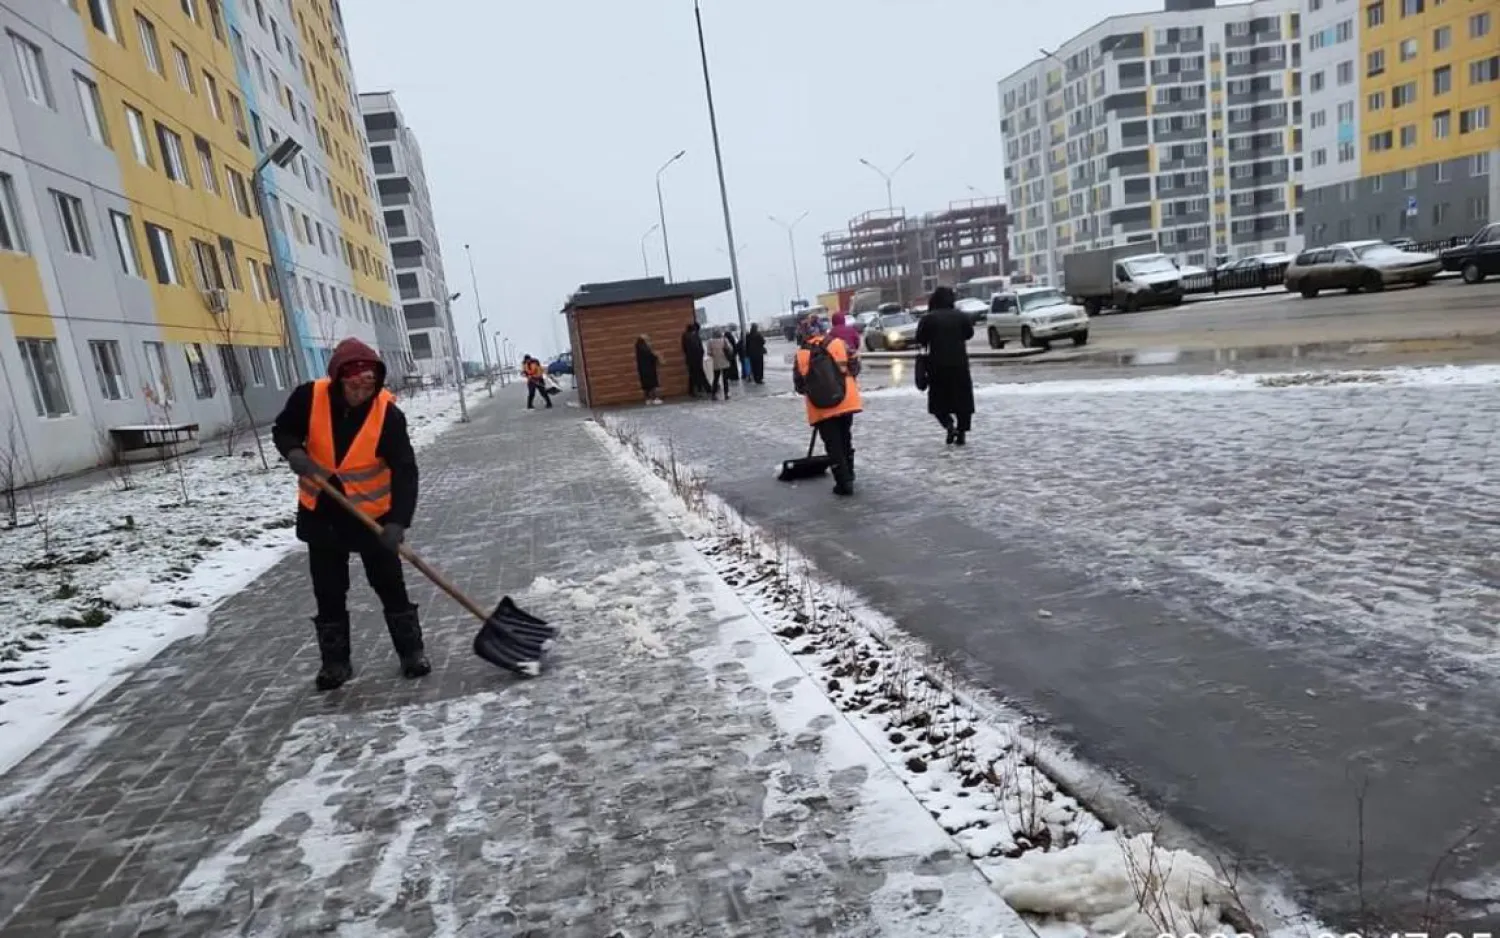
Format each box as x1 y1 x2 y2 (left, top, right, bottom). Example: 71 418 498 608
0 383 489 776
589 417 1321 938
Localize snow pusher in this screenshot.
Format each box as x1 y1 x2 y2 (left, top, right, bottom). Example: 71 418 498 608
310 477 557 677
777 428 834 482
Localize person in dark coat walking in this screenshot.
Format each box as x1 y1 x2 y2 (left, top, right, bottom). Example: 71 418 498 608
913 285 976 446
744 324 767 384
681 322 710 397
272 337 427 691
635 334 663 404
722 327 741 383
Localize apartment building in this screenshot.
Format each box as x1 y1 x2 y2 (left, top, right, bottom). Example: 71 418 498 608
0 0 406 480
1301 0 1499 245
998 0 1305 284
358 91 455 383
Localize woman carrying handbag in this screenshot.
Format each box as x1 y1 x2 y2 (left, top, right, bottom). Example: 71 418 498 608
912 286 976 446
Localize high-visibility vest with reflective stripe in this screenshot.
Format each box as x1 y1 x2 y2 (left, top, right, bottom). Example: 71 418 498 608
297 378 394 518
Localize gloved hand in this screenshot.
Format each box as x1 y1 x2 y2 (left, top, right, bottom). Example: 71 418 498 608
378 523 406 552
286 448 318 477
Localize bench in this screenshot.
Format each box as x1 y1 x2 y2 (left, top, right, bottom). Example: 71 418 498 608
109 423 201 464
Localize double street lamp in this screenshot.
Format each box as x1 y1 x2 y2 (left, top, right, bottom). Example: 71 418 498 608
655 150 686 282
444 291 468 422
253 136 306 384
859 152 915 307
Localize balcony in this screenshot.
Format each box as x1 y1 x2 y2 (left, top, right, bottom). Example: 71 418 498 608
1230 167 1290 190
1231 199 1288 218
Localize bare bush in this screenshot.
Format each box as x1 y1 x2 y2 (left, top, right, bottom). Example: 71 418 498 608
93 425 135 491
0 416 20 528
143 384 190 505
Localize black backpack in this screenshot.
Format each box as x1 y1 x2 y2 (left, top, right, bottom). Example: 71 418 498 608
802 340 847 409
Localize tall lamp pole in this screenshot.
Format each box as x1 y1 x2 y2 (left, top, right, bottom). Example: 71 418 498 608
640 223 659 277
444 291 468 422
768 210 809 301
694 0 748 333
253 136 307 383
655 150 686 282
859 152 915 307
492 331 508 387
464 243 493 397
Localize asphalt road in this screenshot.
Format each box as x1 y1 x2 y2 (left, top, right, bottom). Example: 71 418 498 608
616 375 1500 929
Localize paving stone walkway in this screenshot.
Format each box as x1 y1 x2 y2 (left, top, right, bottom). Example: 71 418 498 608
0 387 1020 938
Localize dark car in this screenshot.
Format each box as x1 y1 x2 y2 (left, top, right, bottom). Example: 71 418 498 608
1439 222 1500 284
547 352 572 376
1283 240 1441 297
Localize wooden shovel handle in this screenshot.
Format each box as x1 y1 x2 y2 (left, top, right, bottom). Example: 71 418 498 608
309 475 491 624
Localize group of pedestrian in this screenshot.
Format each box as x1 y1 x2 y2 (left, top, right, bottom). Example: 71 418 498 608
790 285 975 496
633 322 769 404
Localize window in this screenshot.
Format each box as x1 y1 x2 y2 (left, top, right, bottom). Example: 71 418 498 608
1399 124 1417 148
1472 195 1491 221
1434 25 1451 51
216 346 243 393
1368 90 1386 110
155 123 189 184
226 167 253 217
188 238 223 290
206 0 225 41
172 44 193 93
226 91 248 144
1436 161 1451 183
1338 101 1355 122
268 346 287 389
52 191 93 256
202 71 222 120
1434 64 1452 94
108 211 141 276
1309 71 1325 93
1404 167 1419 188
73 74 110 145
217 236 241 289
262 260 278 300
1392 81 1417 107
1337 61 1354 85
144 223 180 284
86 0 120 40
184 343 214 398
1473 153 1492 177
1367 1 1385 27
0 173 27 253
1399 38 1418 61
18 339 72 417
180 0 198 23
194 136 218 194
1311 148 1328 167
246 347 266 386
1472 56 1500 86
142 340 173 403
1432 202 1449 225
135 14 162 74
120 106 152 169
10 32 53 107
1367 49 1385 76
1471 12 1492 39
89 340 129 400
1401 0 1422 15
1434 109 1452 138
1368 130 1394 152
1460 105 1491 134
247 257 265 300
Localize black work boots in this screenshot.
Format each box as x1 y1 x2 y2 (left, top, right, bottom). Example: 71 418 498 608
384 607 431 678
311 607 431 691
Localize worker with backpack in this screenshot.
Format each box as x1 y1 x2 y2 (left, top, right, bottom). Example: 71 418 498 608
792 316 863 496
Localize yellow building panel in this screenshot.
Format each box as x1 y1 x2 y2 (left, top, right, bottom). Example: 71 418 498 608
0 255 54 338
1151 199 1161 231
1359 0 1500 177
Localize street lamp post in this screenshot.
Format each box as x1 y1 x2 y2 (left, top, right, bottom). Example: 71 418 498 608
445 291 468 422
858 152 915 307
655 150 686 282
492 331 508 387
768 210 809 301
253 136 307 384
694 0 749 334
465 244 493 397
640 223 659 277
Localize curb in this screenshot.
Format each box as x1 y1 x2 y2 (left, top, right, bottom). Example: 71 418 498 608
1068 331 1500 367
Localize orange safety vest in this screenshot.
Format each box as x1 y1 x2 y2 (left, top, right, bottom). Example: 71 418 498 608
524 361 543 381
794 335 863 426
297 378 394 518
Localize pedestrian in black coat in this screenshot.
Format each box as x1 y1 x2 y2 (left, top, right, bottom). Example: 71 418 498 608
722 328 741 383
913 286 976 445
635 334 662 404
681 322 710 397
744 324 767 384
272 337 428 691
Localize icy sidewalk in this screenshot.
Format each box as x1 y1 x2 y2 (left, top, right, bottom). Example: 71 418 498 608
0 382 488 775
0 397 1023 938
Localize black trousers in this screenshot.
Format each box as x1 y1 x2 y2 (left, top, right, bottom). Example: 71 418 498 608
711 367 733 397
687 363 711 396
309 543 413 621
815 413 855 484
750 355 764 383
527 382 553 408
935 412 972 433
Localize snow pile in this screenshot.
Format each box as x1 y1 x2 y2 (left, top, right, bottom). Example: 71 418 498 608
860 362 1500 398
589 415 1301 938
996 831 1236 938
524 562 671 660
0 383 486 775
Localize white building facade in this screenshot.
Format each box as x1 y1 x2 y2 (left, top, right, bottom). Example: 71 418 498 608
999 0 1306 283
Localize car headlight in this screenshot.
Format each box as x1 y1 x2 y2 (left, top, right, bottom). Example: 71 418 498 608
887 331 900 342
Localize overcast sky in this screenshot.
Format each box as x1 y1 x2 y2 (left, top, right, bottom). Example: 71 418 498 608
342 0 1125 361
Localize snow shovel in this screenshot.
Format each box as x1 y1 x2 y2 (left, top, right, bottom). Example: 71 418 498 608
777 428 834 482
309 476 557 677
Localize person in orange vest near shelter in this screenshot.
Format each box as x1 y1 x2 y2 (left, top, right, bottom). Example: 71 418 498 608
522 356 554 409
793 315 863 496
273 337 426 691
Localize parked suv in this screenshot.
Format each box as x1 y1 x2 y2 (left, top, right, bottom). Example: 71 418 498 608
1439 222 1500 284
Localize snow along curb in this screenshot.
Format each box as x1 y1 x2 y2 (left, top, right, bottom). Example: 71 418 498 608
587 415 1319 938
